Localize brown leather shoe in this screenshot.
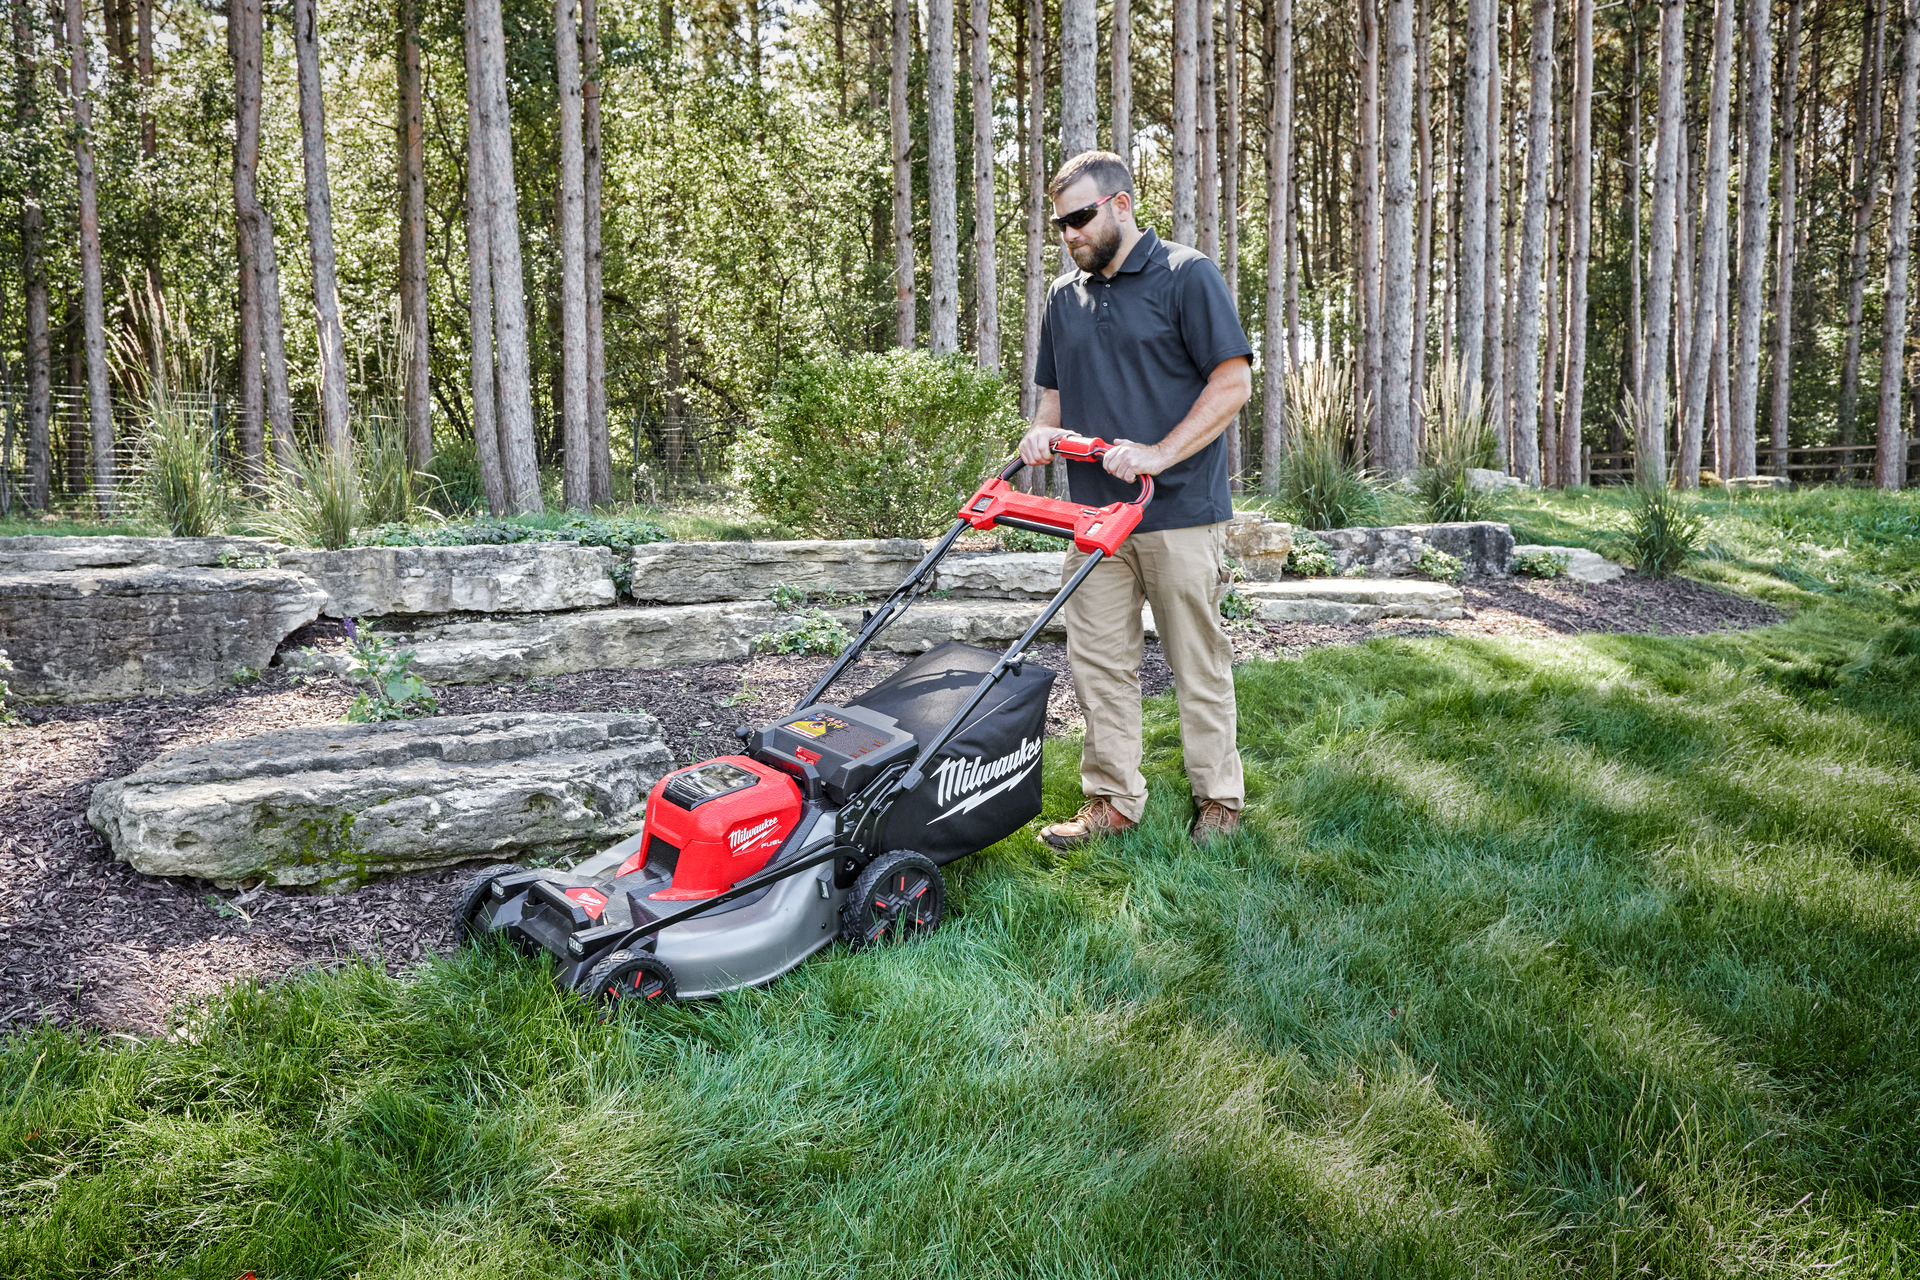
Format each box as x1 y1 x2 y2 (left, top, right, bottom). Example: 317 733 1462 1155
1190 801 1241 844
1040 798 1136 850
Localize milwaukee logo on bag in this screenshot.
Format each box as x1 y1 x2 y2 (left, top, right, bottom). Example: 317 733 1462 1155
930 737 1042 822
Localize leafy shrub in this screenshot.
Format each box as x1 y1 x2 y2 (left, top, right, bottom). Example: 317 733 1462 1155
1615 484 1707 578
1219 585 1259 621
1275 361 1387 530
1286 533 1337 577
754 608 851 655
358 514 670 598
0 648 18 726
1415 363 1499 524
424 435 488 514
341 620 439 722
1415 546 1462 580
1514 548 1571 578
735 350 1023 539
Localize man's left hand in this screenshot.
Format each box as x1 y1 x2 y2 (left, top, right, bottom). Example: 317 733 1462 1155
1101 440 1168 483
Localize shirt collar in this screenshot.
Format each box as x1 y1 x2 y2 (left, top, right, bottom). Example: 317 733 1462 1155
1079 228 1162 283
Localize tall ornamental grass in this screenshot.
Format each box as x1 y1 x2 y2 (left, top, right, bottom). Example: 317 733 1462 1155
1273 360 1385 530
1415 362 1499 524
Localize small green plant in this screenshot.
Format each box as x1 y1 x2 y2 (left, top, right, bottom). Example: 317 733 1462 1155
1415 362 1500 524
1514 548 1571 578
1286 533 1338 577
769 583 809 611
1615 483 1707 578
0 647 19 726
1414 546 1463 580
769 582 862 610
753 608 852 656
229 666 261 686
996 526 1060 553
341 618 439 722
1219 585 1260 621
1275 361 1387 531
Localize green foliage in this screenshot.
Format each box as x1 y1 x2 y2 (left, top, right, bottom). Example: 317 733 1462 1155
422 435 487 515
1285 532 1338 576
131 387 228 537
1615 483 1708 578
1218 584 1259 621
356 413 421 529
752 607 851 655
1414 546 1462 580
735 350 1023 539
768 582 861 611
356 514 670 551
997 525 1061 552
340 622 438 722
252 441 362 551
0 648 18 726
1414 364 1500 524
1513 548 1571 578
1274 361 1388 530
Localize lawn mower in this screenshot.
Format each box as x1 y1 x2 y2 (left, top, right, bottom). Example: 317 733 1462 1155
452 435 1151 1004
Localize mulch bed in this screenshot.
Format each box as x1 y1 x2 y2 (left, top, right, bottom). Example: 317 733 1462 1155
0 572 1780 1035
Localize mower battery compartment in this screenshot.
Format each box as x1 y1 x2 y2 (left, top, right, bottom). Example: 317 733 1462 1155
749 703 918 805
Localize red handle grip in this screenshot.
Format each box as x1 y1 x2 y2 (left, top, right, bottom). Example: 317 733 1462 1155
958 436 1153 555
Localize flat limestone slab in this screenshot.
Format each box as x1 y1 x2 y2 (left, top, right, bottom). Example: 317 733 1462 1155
0 534 285 573
1313 522 1514 577
935 552 1065 599
87 712 673 889
626 539 925 604
0 565 328 702
279 543 616 618
1513 544 1625 584
1237 578 1465 623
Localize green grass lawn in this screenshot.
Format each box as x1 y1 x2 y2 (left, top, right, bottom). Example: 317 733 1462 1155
4 489 1918 1277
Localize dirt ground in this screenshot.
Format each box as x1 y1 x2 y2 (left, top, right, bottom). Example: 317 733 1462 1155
0 573 1782 1034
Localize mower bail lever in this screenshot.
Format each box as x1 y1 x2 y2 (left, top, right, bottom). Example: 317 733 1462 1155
958 434 1153 556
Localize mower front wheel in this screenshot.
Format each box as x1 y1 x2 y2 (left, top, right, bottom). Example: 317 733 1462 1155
585 949 678 1006
841 851 945 949
448 863 527 945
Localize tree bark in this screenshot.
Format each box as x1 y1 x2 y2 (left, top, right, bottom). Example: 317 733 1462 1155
1561 0 1592 487
928 0 959 353
399 0 431 475
1627 8 1641 406
891 0 915 347
582 0 609 503
1410 0 1431 446
1770 0 1802 477
1457 0 1489 408
237 0 292 470
13 0 49 510
1679 0 1732 489
1223 0 1241 486
556 0 589 508
1485 10 1505 458
1263 0 1292 488
1509 0 1552 487
971 0 998 370
475 0 541 509
1198 0 1219 258
229 0 265 489
1840 0 1888 460
1640 0 1682 484
1061 0 1095 154
1878 0 1920 489
463 0 505 514
1023 0 1047 441
1380 0 1415 475
1359 0 1382 459
1726 0 1769 479
1111 0 1130 157
1173 0 1198 242
293 0 352 458
66 0 113 512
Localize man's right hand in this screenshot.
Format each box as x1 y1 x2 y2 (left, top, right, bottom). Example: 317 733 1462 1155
1019 424 1070 467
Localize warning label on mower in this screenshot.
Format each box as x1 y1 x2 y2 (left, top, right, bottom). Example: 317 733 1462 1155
929 737 1043 823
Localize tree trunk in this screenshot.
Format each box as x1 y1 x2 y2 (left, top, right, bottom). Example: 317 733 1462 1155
399 0 430 476
13 0 49 510
293 0 352 457
1263 0 1292 488
1457 0 1489 408
1223 0 1241 486
1639 0 1682 484
1628 9 1641 406
556 0 589 508
928 0 959 353
1840 0 1888 460
1726 0 1769 479
1173 0 1198 243
582 0 609 503
1678 0 1732 489
1509 0 1552 487
475 0 541 509
1770 0 1802 477
66 0 113 512
1023 0 1046 439
1061 0 1096 155
463 0 506 514
1112 0 1130 157
1198 0 1219 259
971 0 998 370
229 0 265 490
1485 11 1505 457
1878 0 1920 489
1380 0 1415 476
1410 0 1431 446
891 0 915 347
1561 0 1592 487
1359 0 1382 459
135 0 151 158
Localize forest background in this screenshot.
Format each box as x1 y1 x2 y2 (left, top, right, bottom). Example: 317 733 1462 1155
3 0 1919 523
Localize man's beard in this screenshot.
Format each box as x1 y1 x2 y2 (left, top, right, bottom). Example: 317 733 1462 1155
1069 220 1123 273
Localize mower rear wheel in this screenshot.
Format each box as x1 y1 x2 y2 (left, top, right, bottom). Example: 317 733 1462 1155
448 863 528 944
842 851 945 949
585 949 678 1006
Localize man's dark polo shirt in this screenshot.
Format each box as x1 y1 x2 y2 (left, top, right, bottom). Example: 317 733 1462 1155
1034 228 1253 534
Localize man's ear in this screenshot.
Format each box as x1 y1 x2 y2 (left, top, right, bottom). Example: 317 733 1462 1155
1113 191 1134 224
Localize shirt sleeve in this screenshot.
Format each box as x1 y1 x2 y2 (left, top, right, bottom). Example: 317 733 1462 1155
1176 256 1255 378
1033 288 1059 390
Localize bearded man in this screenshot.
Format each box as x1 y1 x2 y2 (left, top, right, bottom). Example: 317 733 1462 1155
1019 150 1254 849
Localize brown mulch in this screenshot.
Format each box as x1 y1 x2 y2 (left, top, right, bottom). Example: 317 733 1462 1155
0 571 1777 1035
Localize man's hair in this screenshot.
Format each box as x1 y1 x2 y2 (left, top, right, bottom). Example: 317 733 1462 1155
1048 151 1135 202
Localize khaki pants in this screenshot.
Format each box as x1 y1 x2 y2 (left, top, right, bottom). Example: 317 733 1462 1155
1061 521 1243 823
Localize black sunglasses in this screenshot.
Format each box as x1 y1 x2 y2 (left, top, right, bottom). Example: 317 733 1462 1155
1050 191 1119 232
